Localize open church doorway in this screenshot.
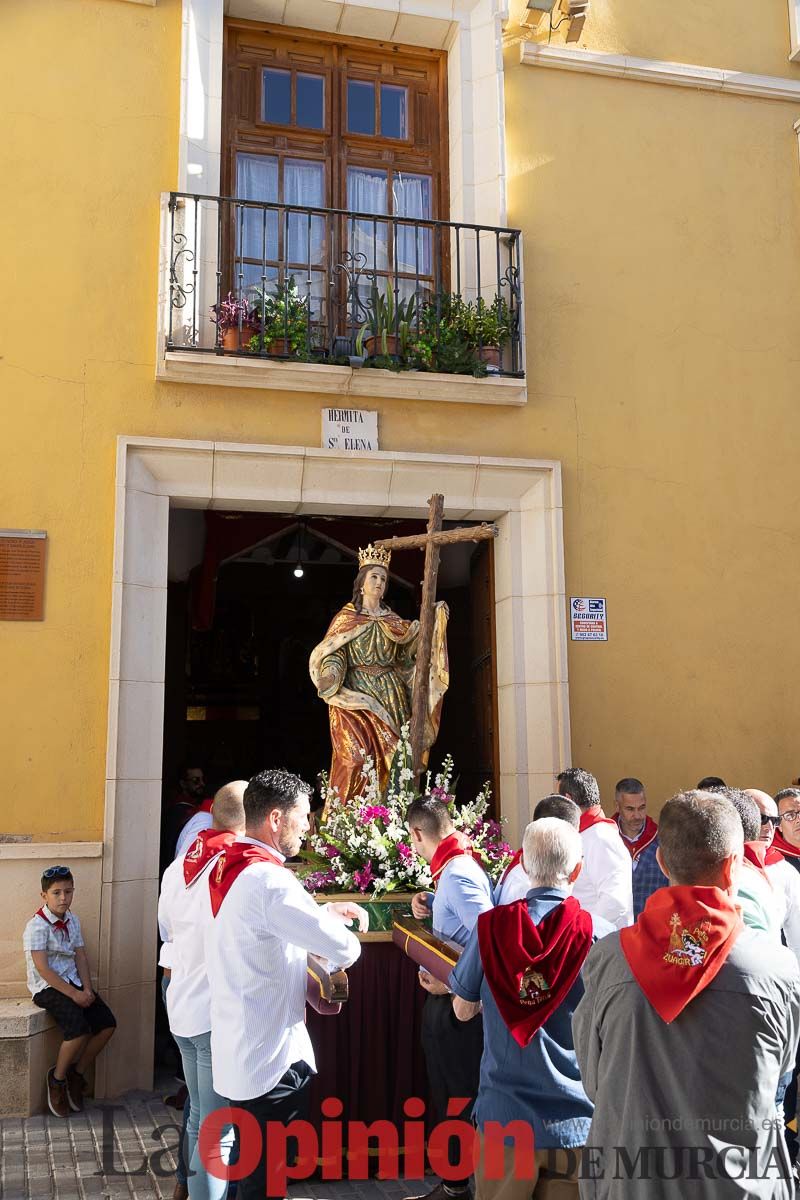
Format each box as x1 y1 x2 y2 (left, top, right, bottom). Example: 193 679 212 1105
154 507 499 1076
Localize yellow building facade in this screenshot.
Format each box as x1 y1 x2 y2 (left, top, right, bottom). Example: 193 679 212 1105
2 0 800 1108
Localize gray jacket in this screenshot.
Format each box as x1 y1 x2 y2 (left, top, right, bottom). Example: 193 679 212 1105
572 925 800 1199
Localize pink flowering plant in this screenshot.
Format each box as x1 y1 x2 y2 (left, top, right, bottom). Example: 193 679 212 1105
299 726 511 897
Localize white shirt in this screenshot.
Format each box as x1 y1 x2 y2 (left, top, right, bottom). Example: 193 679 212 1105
572 820 634 929
768 858 800 967
158 848 220 1038
175 811 214 859
22 908 84 996
205 836 361 1101
494 861 530 906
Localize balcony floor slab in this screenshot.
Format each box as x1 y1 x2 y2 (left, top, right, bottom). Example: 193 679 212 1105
158 350 527 406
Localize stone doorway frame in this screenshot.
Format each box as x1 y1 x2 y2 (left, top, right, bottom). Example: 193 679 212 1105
98 435 570 1097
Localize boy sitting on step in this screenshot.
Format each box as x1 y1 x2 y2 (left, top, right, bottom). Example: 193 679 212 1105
22 865 116 1117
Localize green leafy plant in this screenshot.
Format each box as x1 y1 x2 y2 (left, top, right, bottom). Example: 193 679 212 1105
466 294 512 349
247 278 309 357
408 293 486 376
355 281 417 358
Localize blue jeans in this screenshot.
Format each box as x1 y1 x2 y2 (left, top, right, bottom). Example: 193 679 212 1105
174 1030 234 1200
161 974 190 1188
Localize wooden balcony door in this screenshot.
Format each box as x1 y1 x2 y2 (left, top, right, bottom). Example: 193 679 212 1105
222 21 448 329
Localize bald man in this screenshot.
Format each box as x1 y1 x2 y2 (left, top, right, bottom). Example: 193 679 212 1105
159 781 246 1200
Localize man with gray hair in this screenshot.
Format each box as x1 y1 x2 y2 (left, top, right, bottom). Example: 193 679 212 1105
573 790 800 1198
450 819 613 1200
775 788 800 872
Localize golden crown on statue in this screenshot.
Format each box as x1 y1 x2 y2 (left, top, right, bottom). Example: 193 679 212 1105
358 543 392 571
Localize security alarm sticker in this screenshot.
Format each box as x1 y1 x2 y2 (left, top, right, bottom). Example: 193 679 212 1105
570 597 607 642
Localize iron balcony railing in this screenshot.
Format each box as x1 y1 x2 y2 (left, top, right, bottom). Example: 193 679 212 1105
165 192 524 379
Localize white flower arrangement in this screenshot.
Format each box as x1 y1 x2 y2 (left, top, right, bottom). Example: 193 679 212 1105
299 725 511 897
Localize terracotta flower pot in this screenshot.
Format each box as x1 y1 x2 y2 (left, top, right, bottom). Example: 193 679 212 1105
478 345 501 370
221 326 255 351
364 334 400 358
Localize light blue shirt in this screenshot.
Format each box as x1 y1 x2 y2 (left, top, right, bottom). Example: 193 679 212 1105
428 854 494 947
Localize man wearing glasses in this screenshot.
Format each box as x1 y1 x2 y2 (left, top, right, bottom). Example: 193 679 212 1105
775 788 800 872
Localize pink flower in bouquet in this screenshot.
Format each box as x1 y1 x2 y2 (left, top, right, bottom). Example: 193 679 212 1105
353 862 374 892
430 785 449 802
304 869 337 892
321 844 341 859
397 842 413 862
360 804 391 824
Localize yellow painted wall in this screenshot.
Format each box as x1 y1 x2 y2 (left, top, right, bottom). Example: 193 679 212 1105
524 0 800 80
2 0 800 843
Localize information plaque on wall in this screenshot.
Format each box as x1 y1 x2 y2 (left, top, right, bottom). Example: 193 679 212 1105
322 407 379 451
0 530 47 621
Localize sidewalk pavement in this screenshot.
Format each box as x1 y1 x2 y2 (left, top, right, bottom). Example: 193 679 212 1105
0 1092 429 1200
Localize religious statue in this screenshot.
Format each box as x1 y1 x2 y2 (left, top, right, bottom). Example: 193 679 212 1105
309 543 449 806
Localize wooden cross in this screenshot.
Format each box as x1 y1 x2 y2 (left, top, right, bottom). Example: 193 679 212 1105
374 494 498 781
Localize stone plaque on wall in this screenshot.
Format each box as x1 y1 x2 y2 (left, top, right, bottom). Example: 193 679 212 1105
0 530 47 621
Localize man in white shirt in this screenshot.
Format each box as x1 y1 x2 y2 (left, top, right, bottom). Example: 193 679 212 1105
205 768 366 1200
175 805 214 860
745 788 800 965
494 794 580 906
556 767 633 929
158 780 247 1200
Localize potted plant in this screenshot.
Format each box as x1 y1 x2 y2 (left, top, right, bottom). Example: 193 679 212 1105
355 281 417 360
210 292 254 351
248 278 309 357
468 295 512 370
411 293 486 377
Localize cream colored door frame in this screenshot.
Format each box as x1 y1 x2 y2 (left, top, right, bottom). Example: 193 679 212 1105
98 436 570 1096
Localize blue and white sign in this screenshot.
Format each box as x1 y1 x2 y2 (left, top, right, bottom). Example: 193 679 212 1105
570 596 607 642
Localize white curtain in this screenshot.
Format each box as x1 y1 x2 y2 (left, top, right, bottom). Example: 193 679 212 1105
285 159 325 266
394 172 432 277
348 167 388 271
235 154 279 267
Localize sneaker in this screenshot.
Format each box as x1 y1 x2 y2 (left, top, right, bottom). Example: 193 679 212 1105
65 1067 86 1112
402 1184 469 1200
46 1068 71 1118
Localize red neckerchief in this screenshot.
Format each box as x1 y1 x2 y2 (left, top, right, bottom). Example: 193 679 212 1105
772 830 800 861
209 841 285 916
35 907 70 940
499 847 523 886
199 797 214 813
579 805 617 833
620 885 742 1023
743 840 784 877
477 897 593 1046
613 814 658 861
430 831 477 887
183 828 238 886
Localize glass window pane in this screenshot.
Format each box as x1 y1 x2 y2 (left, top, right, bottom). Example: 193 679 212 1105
284 159 325 265
394 172 432 275
236 154 279 261
297 73 324 130
262 69 291 125
347 80 375 135
380 84 407 139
